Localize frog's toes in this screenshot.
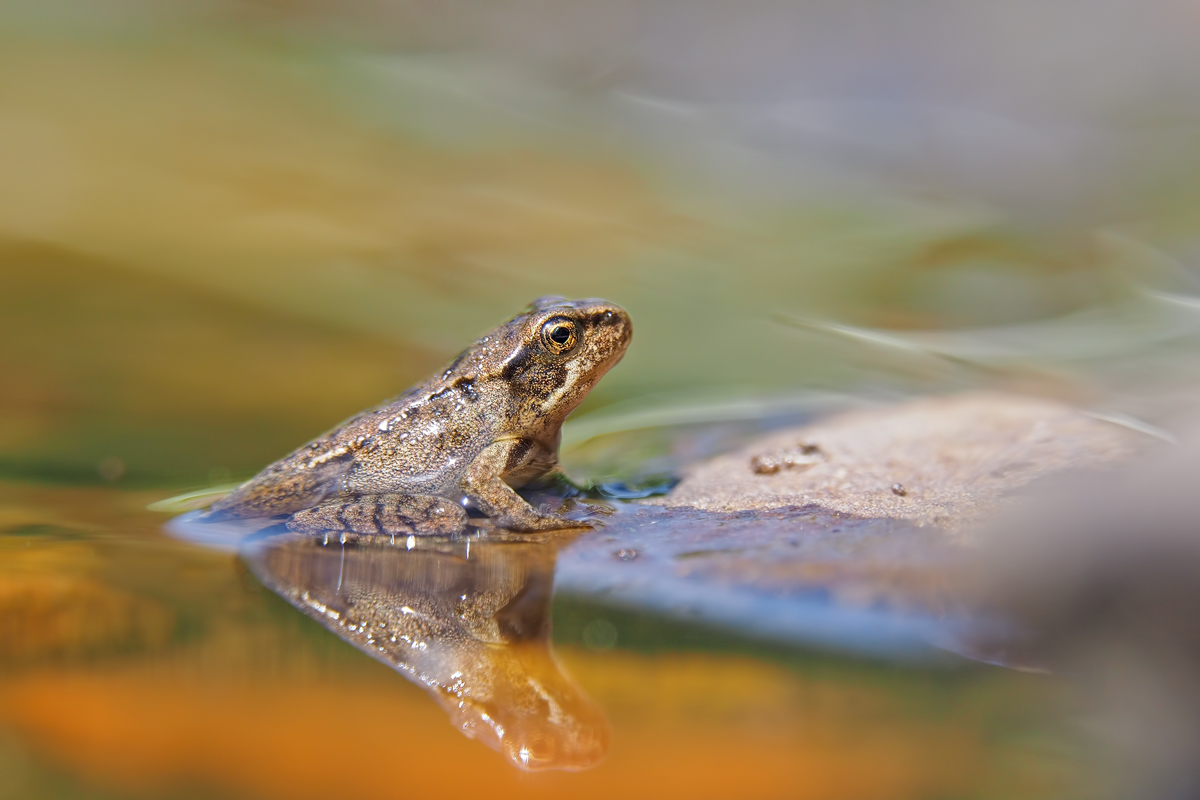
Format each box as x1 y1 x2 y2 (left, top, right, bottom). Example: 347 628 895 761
502 512 593 533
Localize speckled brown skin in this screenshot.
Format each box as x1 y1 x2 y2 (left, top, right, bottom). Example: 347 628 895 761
209 297 631 534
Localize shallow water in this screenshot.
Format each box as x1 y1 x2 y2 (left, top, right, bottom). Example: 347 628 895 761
1 482 1085 799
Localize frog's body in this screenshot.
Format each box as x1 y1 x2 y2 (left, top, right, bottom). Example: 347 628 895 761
209 297 631 534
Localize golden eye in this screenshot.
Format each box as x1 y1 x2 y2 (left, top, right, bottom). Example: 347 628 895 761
541 318 578 354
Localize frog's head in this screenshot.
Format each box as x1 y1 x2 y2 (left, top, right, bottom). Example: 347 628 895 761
494 296 632 431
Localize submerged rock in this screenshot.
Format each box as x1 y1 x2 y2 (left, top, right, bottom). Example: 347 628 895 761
659 393 1148 530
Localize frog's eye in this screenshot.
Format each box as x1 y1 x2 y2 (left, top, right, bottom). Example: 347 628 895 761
541 318 579 354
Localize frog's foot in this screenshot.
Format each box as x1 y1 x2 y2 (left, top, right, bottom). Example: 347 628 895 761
286 494 468 536
462 442 593 533
487 502 594 532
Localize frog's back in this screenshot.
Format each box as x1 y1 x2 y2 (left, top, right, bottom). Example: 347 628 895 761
208 387 432 519
208 371 509 519
207 411 377 519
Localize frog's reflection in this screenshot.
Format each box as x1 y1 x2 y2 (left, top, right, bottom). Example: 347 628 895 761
242 531 608 771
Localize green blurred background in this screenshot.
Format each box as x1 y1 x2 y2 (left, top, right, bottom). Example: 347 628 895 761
4 0 1200 487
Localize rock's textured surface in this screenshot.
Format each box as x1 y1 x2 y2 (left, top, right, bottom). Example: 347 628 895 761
659 393 1148 529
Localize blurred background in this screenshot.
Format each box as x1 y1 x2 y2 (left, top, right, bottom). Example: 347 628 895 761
6 0 1200 488
4 1 1200 798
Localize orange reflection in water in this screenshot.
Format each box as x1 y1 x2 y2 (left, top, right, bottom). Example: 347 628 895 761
0 648 992 800
0 482 1073 800
246 532 609 772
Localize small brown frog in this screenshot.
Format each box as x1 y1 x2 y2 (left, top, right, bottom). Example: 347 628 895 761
208 297 631 535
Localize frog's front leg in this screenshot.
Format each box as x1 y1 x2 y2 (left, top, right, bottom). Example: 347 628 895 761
462 440 585 532
286 494 468 536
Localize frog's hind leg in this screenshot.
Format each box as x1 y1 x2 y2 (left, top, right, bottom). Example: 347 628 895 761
286 494 468 536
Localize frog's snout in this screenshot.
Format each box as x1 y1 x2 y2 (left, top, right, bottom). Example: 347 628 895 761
585 300 632 354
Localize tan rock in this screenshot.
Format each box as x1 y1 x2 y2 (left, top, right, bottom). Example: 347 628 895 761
658 393 1149 530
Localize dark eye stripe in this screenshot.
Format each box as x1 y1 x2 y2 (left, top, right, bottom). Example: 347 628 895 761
501 351 531 381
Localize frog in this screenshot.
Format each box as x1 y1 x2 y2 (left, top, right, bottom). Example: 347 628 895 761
207 297 632 536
